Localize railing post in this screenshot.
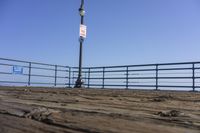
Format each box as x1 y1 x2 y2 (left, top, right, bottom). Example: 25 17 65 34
126 66 129 89
156 64 159 90
192 63 195 92
72 71 75 86
68 67 71 88
102 67 105 89
84 72 87 86
88 68 90 88
54 65 57 86
28 62 31 86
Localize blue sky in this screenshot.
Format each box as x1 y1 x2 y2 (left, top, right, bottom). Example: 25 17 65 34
0 0 200 67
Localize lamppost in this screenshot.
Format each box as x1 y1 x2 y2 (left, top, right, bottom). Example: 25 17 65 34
75 0 86 88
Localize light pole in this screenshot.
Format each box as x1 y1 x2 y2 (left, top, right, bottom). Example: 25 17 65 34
75 0 86 88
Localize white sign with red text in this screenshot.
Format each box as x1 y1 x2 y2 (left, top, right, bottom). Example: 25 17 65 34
80 24 87 38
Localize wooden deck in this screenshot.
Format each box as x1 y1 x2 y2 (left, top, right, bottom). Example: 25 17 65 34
0 87 200 133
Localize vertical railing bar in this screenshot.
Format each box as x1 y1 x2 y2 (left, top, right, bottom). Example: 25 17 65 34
84 72 87 86
88 68 90 88
28 62 31 86
126 66 129 89
102 67 105 89
156 64 159 90
54 65 57 86
192 63 195 91
68 67 71 88
72 71 75 86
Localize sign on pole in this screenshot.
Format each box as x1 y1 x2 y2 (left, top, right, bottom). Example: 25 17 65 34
80 24 87 38
13 66 23 75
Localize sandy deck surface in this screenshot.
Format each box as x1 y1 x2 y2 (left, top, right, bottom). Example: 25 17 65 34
0 87 200 133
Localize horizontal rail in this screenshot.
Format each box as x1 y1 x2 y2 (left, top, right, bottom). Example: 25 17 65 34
72 77 200 80
31 74 68 79
0 72 13 75
30 82 67 85
0 63 28 68
82 61 200 69
71 68 199 73
0 57 69 68
81 84 200 88
0 81 29 84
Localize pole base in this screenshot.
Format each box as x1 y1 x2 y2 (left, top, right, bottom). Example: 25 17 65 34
74 78 84 88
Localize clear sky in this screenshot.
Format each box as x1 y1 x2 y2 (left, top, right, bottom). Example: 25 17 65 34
0 0 200 67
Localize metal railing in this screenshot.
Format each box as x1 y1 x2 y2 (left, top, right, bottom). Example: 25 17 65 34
0 57 200 91
71 62 200 91
0 58 71 87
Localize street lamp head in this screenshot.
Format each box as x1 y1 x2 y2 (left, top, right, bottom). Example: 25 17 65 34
79 8 85 16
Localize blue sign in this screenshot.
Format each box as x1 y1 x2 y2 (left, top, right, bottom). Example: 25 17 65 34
13 66 23 75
